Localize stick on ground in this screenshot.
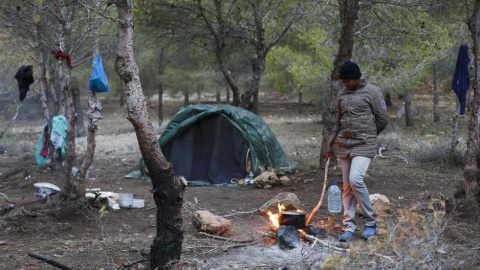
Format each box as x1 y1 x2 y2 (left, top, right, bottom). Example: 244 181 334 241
306 157 330 225
27 253 72 270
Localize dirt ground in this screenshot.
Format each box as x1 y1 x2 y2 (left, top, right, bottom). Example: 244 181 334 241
1 90 480 270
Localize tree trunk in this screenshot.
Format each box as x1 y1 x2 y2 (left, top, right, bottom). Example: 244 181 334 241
433 61 440 123
405 89 414 126
385 92 392 107
157 47 165 128
216 88 221 103
226 87 230 104
320 0 360 168
218 59 240 105
115 1 186 268
47 57 61 115
464 0 480 201
77 0 102 198
56 61 67 116
61 64 76 198
183 89 189 106
197 87 201 104
240 59 263 113
34 23 56 165
298 92 303 114
73 87 86 137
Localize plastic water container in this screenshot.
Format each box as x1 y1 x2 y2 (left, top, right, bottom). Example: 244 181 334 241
328 179 342 213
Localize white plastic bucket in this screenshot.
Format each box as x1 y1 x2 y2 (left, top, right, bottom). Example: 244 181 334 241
119 193 134 208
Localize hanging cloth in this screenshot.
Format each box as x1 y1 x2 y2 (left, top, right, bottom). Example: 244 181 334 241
54 50 72 68
452 44 470 115
89 53 110 93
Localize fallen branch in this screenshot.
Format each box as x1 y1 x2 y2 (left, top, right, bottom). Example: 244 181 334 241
198 232 256 243
0 101 21 141
21 208 38 217
184 242 255 251
299 230 394 263
120 258 149 269
221 208 259 217
0 168 24 180
306 157 330 225
374 147 408 163
27 253 72 270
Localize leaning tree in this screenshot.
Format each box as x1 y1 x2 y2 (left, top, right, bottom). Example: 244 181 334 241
465 0 480 202
115 0 186 268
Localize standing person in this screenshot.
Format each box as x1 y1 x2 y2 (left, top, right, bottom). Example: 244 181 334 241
325 60 389 242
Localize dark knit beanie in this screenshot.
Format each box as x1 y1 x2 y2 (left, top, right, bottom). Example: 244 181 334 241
338 60 362 79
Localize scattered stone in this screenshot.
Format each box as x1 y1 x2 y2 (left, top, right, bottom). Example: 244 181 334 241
254 171 279 188
377 131 401 150
0 241 6 245
263 184 272 189
192 210 232 235
279 176 292 187
276 225 300 250
260 192 302 214
305 225 326 237
303 179 314 184
356 193 391 216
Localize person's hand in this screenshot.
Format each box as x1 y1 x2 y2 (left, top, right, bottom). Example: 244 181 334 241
325 144 332 161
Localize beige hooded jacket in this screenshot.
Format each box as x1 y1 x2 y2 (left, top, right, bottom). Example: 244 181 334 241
332 80 389 158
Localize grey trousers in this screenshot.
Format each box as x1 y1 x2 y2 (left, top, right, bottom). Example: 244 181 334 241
340 156 375 233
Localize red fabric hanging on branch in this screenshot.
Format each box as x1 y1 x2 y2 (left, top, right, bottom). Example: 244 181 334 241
54 50 72 68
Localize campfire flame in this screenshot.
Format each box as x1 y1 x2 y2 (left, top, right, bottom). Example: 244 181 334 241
266 203 291 229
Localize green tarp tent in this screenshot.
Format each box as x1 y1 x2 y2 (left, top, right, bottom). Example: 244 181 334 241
140 104 296 185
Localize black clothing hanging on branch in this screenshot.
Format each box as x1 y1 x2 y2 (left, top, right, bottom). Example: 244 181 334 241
14 65 34 101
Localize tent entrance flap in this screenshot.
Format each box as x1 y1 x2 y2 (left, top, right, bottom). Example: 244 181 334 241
161 114 249 184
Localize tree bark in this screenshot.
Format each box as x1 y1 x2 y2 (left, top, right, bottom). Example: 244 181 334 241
34 23 57 165
157 47 165 127
226 87 230 104
47 57 61 115
183 89 189 106
298 92 303 114
385 92 392 107
61 64 76 198
433 61 440 123
72 86 86 137
464 0 480 202
405 89 414 126
320 0 360 168
77 0 102 198
115 1 186 268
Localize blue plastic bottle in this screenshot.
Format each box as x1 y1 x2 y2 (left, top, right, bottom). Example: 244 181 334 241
328 178 342 213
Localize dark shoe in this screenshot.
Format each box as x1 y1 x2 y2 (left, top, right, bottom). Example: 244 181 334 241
360 226 376 240
339 231 355 242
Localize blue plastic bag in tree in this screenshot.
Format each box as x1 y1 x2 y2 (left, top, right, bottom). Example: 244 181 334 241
89 53 109 93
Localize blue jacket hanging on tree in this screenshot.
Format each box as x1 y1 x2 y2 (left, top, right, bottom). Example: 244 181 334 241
89 53 110 93
452 44 470 115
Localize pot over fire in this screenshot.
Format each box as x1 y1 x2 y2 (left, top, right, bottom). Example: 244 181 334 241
279 211 305 230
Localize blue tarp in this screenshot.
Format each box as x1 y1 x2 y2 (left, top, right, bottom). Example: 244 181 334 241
452 45 470 115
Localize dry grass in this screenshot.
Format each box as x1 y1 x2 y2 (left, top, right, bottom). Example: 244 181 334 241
318 198 479 270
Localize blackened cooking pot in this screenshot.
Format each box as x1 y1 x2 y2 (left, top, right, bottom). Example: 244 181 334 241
280 211 306 229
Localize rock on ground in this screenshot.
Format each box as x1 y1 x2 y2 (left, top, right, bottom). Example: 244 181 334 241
192 210 232 235
260 192 302 214
356 193 391 217
254 171 279 188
